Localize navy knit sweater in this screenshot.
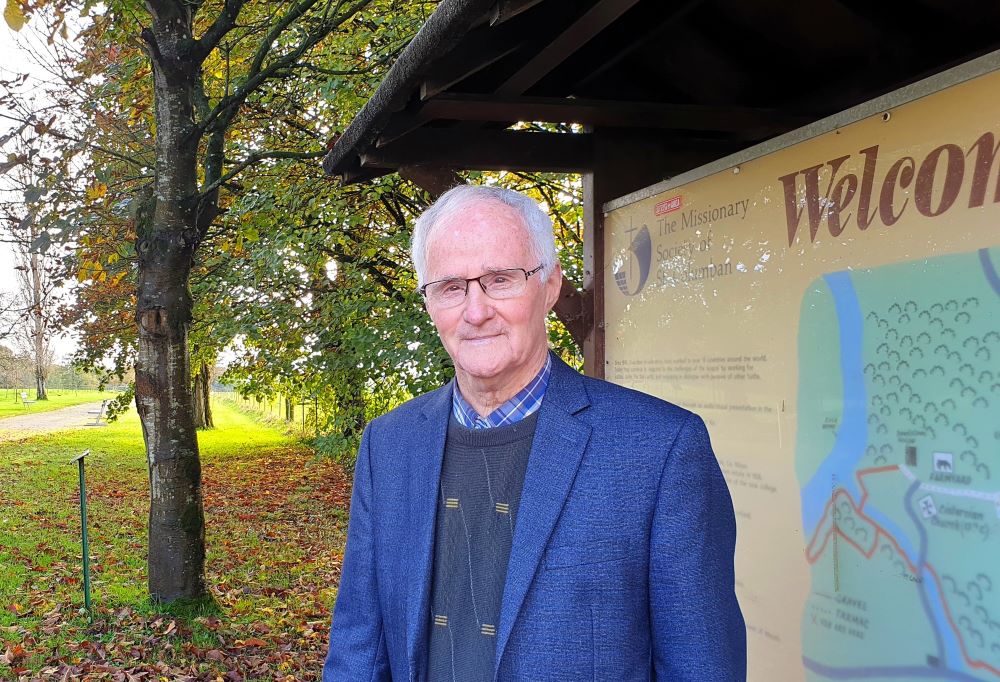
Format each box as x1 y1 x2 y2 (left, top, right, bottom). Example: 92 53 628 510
426 411 540 681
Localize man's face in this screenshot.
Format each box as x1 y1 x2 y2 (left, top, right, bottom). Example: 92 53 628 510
423 200 561 391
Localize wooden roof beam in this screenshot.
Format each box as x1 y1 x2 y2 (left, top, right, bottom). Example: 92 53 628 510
419 21 526 101
574 0 705 91
412 93 810 137
362 127 742 178
361 129 596 172
490 0 546 25
339 166 394 185
496 0 641 95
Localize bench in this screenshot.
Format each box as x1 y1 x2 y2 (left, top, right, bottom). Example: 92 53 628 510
20 391 35 408
87 400 109 425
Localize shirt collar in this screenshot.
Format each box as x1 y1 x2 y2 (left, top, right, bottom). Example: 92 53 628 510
452 354 552 429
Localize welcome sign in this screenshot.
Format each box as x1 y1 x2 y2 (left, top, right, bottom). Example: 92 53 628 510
604 56 1000 681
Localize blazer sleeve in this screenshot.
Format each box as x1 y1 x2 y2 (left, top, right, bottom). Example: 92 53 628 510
649 413 747 681
323 424 391 681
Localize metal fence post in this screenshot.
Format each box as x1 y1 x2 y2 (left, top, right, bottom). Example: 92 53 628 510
69 449 93 622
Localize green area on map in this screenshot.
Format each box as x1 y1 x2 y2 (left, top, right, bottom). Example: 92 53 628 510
796 248 1000 680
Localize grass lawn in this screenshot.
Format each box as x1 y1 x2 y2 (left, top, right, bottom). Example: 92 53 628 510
0 390 118 419
0 399 350 680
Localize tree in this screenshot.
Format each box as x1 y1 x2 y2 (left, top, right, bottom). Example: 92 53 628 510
4 0 430 602
0 149 60 400
13 219 57 400
0 344 24 390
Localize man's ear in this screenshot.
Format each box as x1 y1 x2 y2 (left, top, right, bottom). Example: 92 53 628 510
544 260 563 312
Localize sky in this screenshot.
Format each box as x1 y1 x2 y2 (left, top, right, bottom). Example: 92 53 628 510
1 20 77 362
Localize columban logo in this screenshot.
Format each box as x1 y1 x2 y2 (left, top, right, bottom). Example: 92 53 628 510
614 224 652 296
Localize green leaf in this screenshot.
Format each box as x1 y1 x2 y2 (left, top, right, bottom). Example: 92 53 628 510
24 186 42 203
30 230 51 254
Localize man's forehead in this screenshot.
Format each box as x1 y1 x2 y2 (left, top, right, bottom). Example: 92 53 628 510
425 218 534 279
436 198 524 232
427 203 530 251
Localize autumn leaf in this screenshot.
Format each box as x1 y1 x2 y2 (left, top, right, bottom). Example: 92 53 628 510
1 643 27 663
85 181 108 203
3 0 24 31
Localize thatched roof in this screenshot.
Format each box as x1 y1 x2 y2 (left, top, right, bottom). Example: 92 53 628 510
322 0 493 177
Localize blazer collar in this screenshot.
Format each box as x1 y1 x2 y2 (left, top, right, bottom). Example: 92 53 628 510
495 352 592 673
406 380 453 681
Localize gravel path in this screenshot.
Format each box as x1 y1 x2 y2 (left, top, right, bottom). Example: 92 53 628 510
0 402 108 441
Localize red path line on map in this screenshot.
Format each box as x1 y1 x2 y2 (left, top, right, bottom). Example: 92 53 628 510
804 464 1000 678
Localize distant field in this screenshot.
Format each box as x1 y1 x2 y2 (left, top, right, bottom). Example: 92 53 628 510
0 389 117 419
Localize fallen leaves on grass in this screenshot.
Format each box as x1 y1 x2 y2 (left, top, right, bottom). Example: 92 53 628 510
1 443 351 681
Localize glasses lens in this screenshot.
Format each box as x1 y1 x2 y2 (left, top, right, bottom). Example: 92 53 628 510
428 279 467 306
482 269 527 299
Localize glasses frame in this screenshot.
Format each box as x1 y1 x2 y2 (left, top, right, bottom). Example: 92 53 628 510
419 264 546 305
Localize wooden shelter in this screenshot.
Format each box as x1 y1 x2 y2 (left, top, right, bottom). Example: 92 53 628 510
322 0 1000 376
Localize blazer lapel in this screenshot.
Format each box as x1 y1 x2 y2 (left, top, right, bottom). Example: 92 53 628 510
404 381 452 681
495 355 592 672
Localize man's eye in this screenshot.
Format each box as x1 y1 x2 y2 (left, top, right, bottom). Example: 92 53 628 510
441 282 465 293
491 271 521 285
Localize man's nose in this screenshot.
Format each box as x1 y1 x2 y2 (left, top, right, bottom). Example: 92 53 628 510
462 281 496 324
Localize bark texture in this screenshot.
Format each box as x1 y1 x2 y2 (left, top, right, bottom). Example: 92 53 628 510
136 2 207 602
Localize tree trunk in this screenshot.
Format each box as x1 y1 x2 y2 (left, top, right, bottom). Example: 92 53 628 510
203 366 213 428
34 370 46 400
192 371 206 429
192 360 213 430
135 6 207 603
136 252 205 601
30 248 48 400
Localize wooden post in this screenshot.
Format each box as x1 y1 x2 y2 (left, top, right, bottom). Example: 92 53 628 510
582 130 672 378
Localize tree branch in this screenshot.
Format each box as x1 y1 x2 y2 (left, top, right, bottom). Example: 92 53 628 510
191 0 372 141
248 0 327 78
199 148 327 199
317 242 406 303
189 0 249 64
43 127 149 169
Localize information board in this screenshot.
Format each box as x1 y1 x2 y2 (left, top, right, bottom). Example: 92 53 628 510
604 58 1000 681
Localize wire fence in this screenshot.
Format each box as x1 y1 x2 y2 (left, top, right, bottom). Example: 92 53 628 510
214 390 324 436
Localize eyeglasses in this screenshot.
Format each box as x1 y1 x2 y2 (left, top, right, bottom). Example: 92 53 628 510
419 265 545 308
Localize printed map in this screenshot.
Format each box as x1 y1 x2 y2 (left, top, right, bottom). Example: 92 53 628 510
796 247 1000 680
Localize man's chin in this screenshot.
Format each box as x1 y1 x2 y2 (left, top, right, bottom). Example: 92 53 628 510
453 352 509 382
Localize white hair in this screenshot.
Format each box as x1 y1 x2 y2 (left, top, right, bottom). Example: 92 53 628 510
410 185 558 286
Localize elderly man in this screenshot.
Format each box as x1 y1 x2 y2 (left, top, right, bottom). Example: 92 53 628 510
323 185 746 681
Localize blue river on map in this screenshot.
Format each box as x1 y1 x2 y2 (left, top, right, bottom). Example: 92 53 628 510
799 270 969 676
799 271 867 533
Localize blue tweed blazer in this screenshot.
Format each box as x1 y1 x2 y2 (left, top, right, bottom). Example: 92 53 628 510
323 353 746 681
